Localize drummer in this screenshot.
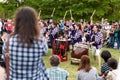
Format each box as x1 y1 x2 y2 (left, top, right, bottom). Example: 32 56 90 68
49 22 59 47
84 22 94 42
90 25 103 67
68 19 75 39
72 23 83 45
39 20 48 36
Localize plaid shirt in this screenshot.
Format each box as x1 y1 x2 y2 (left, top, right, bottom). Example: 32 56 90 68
101 62 111 74
2 35 49 80
47 67 69 80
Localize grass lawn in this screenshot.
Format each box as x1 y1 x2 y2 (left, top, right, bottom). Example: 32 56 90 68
43 47 120 80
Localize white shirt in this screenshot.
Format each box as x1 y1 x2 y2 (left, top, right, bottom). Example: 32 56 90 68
0 21 2 32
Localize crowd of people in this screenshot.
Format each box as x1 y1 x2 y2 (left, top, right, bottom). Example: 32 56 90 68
0 6 120 80
0 12 120 50
0 10 120 50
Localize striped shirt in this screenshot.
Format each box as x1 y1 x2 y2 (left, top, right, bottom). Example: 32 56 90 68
47 67 69 80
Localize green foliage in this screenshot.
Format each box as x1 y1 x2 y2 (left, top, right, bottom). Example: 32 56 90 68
0 4 4 17
0 0 120 21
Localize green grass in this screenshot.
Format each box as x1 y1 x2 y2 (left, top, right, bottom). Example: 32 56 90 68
43 47 120 80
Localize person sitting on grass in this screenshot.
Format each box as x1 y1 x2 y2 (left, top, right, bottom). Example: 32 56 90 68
100 50 112 77
77 55 99 80
47 55 69 80
106 58 118 80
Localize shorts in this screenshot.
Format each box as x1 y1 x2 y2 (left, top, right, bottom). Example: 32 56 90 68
92 46 101 56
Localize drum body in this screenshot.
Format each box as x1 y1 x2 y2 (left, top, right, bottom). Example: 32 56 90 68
71 43 89 63
52 39 69 62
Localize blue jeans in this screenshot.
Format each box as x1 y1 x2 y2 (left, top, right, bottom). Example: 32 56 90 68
108 36 114 48
118 37 120 49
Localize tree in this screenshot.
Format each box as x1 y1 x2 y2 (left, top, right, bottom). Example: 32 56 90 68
0 0 120 21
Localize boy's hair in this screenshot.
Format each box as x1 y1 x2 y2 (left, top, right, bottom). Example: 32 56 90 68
50 55 60 66
107 58 118 69
101 50 111 62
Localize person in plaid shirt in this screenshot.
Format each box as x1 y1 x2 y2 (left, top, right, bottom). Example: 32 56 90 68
2 7 49 80
47 55 69 80
101 50 112 75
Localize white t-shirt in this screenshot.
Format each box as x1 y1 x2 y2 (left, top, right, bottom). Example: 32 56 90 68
0 21 2 32
106 69 118 80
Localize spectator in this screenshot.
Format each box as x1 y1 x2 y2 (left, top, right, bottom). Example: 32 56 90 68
0 18 2 35
106 58 118 80
100 50 112 77
5 19 13 34
77 55 99 80
108 26 115 48
47 55 69 80
114 24 119 49
2 7 49 80
104 22 111 39
0 66 6 80
117 24 120 49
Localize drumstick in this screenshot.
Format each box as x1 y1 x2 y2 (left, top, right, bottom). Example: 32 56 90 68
38 10 41 19
70 9 73 20
51 8 55 17
80 19 83 22
63 11 68 20
101 18 104 24
91 10 96 18
83 19 85 26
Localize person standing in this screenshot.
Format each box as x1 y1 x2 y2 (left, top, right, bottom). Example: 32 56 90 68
113 23 119 49
0 18 3 35
118 24 120 50
108 26 115 48
2 7 49 80
90 25 103 66
72 23 83 45
5 19 13 34
49 22 59 48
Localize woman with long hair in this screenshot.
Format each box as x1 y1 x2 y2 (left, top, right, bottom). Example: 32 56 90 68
77 55 98 80
2 7 49 80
